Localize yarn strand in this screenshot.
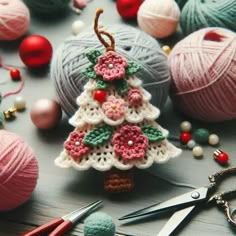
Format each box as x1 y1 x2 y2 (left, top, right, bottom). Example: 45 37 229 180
94 8 115 51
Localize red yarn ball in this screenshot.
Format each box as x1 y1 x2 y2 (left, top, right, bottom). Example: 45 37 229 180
19 35 53 67
116 0 143 19
30 99 62 129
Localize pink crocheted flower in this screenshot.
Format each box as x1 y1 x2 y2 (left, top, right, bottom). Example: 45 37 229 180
95 51 128 81
102 96 126 121
128 89 143 106
112 125 149 161
64 132 90 161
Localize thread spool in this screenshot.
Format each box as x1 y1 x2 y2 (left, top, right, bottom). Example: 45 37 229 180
23 0 70 17
137 0 180 39
0 130 38 211
0 0 30 41
180 0 236 36
50 24 170 115
169 27 236 122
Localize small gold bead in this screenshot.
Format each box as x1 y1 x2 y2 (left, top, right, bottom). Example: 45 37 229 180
162 45 171 55
3 107 17 119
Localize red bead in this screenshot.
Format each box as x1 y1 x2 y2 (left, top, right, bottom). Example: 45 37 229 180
10 68 21 80
116 0 143 19
180 132 191 144
93 90 106 103
216 152 229 165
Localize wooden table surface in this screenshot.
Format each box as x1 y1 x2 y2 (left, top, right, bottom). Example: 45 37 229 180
1 1 236 235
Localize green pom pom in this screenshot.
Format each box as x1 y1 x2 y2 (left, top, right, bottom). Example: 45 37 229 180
84 212 116 236
193 128 210 144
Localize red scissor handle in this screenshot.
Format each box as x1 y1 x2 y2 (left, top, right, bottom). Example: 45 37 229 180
49 220 72 236
21 217 64 236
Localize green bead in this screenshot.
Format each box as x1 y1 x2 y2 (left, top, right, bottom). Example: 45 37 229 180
193 128 210 144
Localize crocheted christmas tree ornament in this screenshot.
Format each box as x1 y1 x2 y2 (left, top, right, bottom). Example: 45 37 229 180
55 9 182 193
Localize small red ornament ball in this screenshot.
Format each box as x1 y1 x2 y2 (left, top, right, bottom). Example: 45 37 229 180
116 0 143 19
10 68 21 80
19 35 53 68
180 132 191 144
215 152 229 165
94 90 106 103
30 99 62 130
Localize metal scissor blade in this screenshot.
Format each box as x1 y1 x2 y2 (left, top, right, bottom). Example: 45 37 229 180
119 187 208 220
157 205 195 236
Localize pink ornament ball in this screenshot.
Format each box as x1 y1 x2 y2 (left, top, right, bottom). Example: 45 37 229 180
169 28 236 122
137 0 180 39
0 0 30 41
0 130 38 211
19 35 53 68
30 98 62 129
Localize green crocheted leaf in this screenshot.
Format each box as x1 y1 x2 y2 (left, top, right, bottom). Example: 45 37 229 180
126 62 142 75
142 125 165 143
85 50 102 64
96 79 109 90
83 125 112 147
113 79 128 95
82 65 97 79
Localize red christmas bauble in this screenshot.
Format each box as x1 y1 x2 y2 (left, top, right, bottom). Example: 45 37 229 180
180 132 191 144
19 35 53 68
116 0 143 19
94 90 106 103
216 152 229 165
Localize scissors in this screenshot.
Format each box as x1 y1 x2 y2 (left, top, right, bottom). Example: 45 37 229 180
21 200 102 236
119 166 236 236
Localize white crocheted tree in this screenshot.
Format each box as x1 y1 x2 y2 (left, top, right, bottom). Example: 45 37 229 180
55 9 181 192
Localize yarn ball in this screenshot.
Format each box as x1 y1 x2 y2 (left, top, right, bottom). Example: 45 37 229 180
84 212 116 236
137 0 180 39
0 0 30 41
169 27 236 122
51 24 170 115
180 0 236 36
0 130 38 211
23 0 70 16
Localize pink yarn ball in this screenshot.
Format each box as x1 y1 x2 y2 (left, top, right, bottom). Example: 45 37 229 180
0 130 38 211
169 28 236 122
137 0 180 39
0 0 30 41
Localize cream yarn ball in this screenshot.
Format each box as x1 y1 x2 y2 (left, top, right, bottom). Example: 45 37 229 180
138 0 180 39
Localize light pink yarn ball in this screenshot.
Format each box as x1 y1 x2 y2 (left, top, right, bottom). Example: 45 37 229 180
0 0 30 41
169 28 236 122
137 0 180 39
0 130 38 211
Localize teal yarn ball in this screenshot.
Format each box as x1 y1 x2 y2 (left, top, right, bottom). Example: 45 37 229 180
23 0 70 16
84 212 116 236
180 0 236 35
193 128 210 144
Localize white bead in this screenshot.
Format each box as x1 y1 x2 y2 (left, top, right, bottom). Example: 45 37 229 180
128 140 133 146
108 63 114 69
180 121 192 132
192 146 203 158
72 20 85 35
14 96 26 110
208 134 219 146
187 140 196 149
75 141 80 146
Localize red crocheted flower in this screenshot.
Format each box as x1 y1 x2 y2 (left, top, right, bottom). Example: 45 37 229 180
112 125 149 161
95 51 128 81
64 132 90 161
128 89 143 106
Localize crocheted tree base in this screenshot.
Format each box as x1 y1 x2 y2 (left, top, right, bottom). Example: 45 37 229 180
104 168 134 193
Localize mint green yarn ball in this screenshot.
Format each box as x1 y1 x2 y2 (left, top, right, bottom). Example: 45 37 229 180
180 0 236 35
193 128 210 144
84 212 116 236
